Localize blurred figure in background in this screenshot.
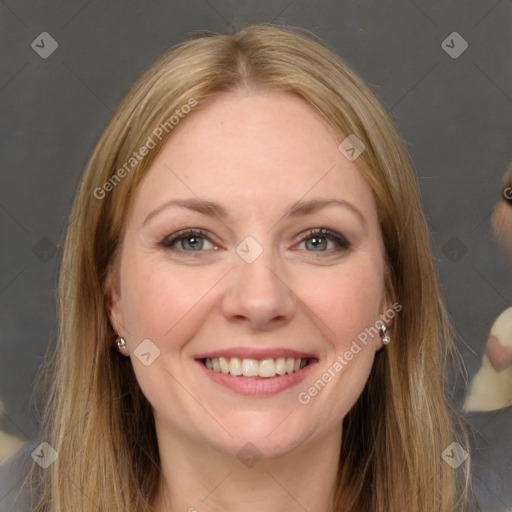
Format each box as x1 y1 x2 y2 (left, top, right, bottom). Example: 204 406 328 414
463 162 512 413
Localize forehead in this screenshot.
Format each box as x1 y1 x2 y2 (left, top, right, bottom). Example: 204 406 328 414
130 90 378 226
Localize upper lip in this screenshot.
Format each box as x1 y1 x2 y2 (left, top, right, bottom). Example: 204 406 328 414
194 347 317 360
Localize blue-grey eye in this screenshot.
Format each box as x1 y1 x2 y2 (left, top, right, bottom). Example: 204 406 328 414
161 229 216 251
298 228 351 252
180 236 204 250
304 236 329 251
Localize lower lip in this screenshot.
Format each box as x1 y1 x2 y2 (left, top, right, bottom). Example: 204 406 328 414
196 360 316 396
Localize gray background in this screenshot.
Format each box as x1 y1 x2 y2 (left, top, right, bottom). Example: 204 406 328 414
1 0 511 509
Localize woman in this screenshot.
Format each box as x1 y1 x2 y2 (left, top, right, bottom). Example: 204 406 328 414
14 24 470 511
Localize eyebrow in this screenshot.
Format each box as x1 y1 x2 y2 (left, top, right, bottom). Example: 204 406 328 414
142 197 366 227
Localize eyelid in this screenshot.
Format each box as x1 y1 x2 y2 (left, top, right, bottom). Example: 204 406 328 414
159 228 221 250
159 227 351 253
293 228 351 251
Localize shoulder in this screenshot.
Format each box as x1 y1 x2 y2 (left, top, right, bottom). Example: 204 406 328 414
490 307 512 341
0 440 39 512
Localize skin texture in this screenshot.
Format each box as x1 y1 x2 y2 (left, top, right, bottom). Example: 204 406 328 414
485 335 512 371
107 90 390 512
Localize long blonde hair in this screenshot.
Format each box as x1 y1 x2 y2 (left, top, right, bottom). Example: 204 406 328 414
22 24 471 511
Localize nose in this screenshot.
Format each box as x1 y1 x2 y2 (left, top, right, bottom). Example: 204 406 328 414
221 249 297 331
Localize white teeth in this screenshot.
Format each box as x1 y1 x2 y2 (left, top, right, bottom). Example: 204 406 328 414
219 357 229 374
203 356 308 378
242 358 259 377
259 358 275 378
229 357 242 376
275 357 287 375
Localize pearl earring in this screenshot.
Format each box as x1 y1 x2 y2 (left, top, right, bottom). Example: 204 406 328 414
379 325 391 345
116 336 127 353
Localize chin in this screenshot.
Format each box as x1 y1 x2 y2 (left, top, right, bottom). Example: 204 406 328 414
219 414 315 459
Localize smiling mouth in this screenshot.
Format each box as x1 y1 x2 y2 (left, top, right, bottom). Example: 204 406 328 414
199 356 312 379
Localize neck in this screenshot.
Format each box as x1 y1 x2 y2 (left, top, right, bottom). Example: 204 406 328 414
152 426 342 512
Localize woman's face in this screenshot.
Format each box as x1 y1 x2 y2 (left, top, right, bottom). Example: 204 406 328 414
108 90 390 458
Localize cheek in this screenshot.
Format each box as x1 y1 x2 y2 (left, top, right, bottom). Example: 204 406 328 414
119 254 222 344
293 260 384 431
293 259 384 349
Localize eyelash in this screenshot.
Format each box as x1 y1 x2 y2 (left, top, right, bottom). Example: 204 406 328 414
160 229 213 252
159 228 351 254
297 228 351 251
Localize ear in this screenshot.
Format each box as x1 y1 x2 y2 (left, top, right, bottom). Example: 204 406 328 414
376 292 395 350
378 294 391 320
104 268 125 342
379 261 397 327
